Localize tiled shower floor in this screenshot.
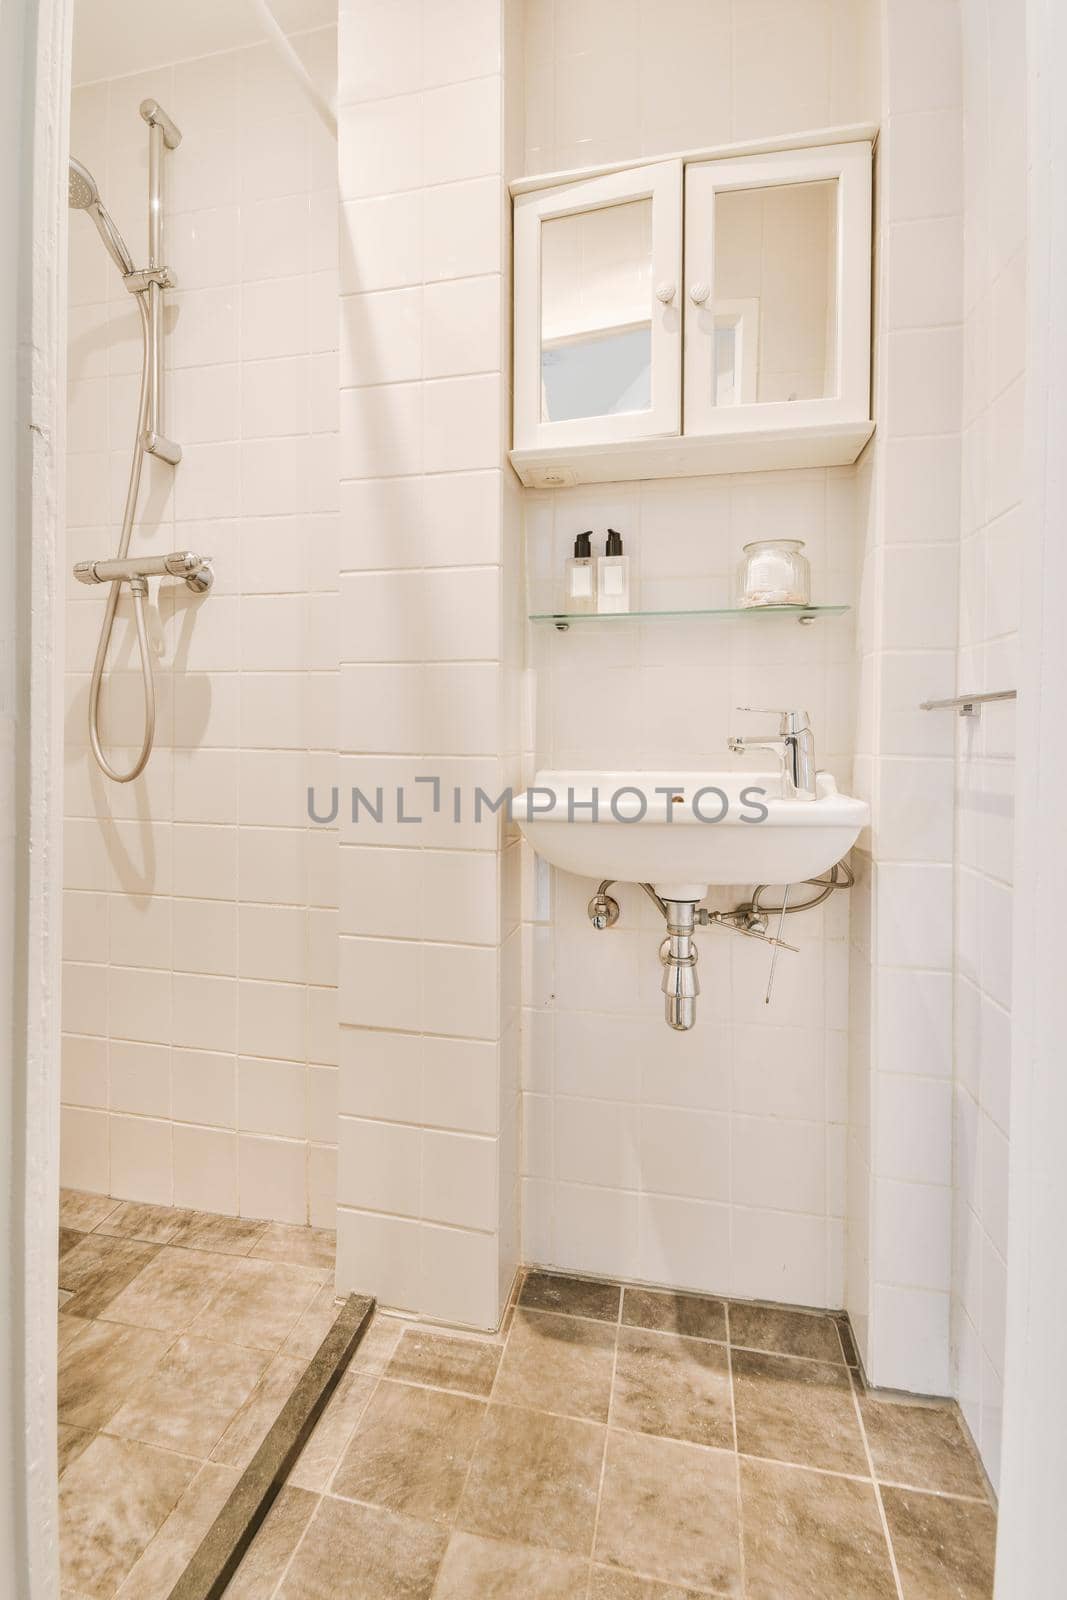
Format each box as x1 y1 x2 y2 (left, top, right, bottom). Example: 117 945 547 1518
236 1268 997 1600
57 1190 339 1599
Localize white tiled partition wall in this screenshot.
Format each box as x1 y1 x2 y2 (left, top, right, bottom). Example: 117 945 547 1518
848 0 963 1397
849 0 1023 1495
61 20 340 1226
953 0 1026 1492
334 0 524 1330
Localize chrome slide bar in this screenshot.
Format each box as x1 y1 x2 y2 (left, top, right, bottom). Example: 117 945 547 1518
139 98 182 464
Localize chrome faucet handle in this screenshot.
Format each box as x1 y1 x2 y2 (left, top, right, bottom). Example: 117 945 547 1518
736 708 811 735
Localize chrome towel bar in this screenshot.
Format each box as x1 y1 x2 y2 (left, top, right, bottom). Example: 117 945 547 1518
920 689 1017 718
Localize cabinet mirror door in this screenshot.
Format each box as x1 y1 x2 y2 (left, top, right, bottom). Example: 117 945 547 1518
514 161 682 451
684 143 871 437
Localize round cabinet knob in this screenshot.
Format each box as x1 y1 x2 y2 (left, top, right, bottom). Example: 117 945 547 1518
688 281 711 305
655 282 677 305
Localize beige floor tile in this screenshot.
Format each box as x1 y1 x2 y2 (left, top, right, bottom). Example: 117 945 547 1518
612 1327 733 1449
348 1312 405 1374
221 1485 319 1600
101 1246 240 1334
59 1312 92 1354
59 1235 160 1320
493 1308 615 1421
277 1495 447 1600
96 1201 193 1247
287 1370 378 1493
60 1189 121 1233
432 1530 589 1598
732 1349 868 1474
741 1457 897 1600
332 1379 486 1523
588 1568 711 1598
519 1271 622 1323
59 1425 94 1478
385 1328 501 1398
114 1460 240 1600
458 1403 605 1556
106 1334 270 1459
190 1257 328 1352
59 1320 172 1431
728 1304 846 1364
882 1486 996 1600
859 1395 989 1499
282 1285 347 1362
595 1430 741 1595
168 1213 269 1256
250 1223 336 1270
60 1227 86 1259
622 1288 727 1344
211 1353 307 1470
59 1434 200 1600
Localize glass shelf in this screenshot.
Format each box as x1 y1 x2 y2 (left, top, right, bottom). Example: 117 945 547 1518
529 604 850 631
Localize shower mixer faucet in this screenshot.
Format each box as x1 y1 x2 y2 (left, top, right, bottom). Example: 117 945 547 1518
728 708 818 800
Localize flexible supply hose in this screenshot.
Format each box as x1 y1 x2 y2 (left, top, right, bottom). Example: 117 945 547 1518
87 290 157 782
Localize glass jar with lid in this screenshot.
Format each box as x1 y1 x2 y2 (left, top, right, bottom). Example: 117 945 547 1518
736 539 811 608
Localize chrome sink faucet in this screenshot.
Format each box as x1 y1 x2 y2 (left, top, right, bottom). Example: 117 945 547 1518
728 708 818 800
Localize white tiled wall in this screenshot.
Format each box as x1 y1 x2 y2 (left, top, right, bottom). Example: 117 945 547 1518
849 3 1023 1482
523 0 878 175
334 0 525 1331
518 0 879 1309
952 0 1026 1494
61 25 340 1226
522 478 858 1305
848 0 963 1397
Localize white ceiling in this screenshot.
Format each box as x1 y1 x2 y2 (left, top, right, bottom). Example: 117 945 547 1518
73 0 336 85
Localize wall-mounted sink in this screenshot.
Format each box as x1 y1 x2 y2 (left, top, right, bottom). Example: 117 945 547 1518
511 769 868 901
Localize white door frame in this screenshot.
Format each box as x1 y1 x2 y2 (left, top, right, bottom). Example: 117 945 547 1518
996 2 1067 1593
2 0 70 1594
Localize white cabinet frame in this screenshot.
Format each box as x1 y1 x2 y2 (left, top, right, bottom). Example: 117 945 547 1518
683 142 872 439
513 160 683 452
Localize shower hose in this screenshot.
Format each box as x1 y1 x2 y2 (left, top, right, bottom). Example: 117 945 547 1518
89 289 156 782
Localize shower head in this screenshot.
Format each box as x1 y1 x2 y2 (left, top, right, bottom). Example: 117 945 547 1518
68 157 98 210
68 156 136 278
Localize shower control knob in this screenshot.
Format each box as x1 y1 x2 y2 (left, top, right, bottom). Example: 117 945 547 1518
689 282 710 305
655 282 677 305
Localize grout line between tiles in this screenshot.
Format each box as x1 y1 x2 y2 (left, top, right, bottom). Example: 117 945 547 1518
582 1285 623 1599
421 1297 517 1600
262 1486 322 1600
848 1367 906 1600
724 1300 748 1598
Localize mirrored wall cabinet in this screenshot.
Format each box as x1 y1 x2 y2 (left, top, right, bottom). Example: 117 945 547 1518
511 131 875 487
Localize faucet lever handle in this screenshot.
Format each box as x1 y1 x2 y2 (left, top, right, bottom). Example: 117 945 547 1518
736 707 811 734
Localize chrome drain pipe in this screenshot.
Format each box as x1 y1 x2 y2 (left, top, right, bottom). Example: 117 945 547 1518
660 900 700 1032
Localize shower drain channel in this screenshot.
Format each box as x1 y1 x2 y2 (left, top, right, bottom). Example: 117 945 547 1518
167 1292 375 1600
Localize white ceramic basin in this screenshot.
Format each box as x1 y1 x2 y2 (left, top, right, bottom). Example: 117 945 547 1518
511 769 869 900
